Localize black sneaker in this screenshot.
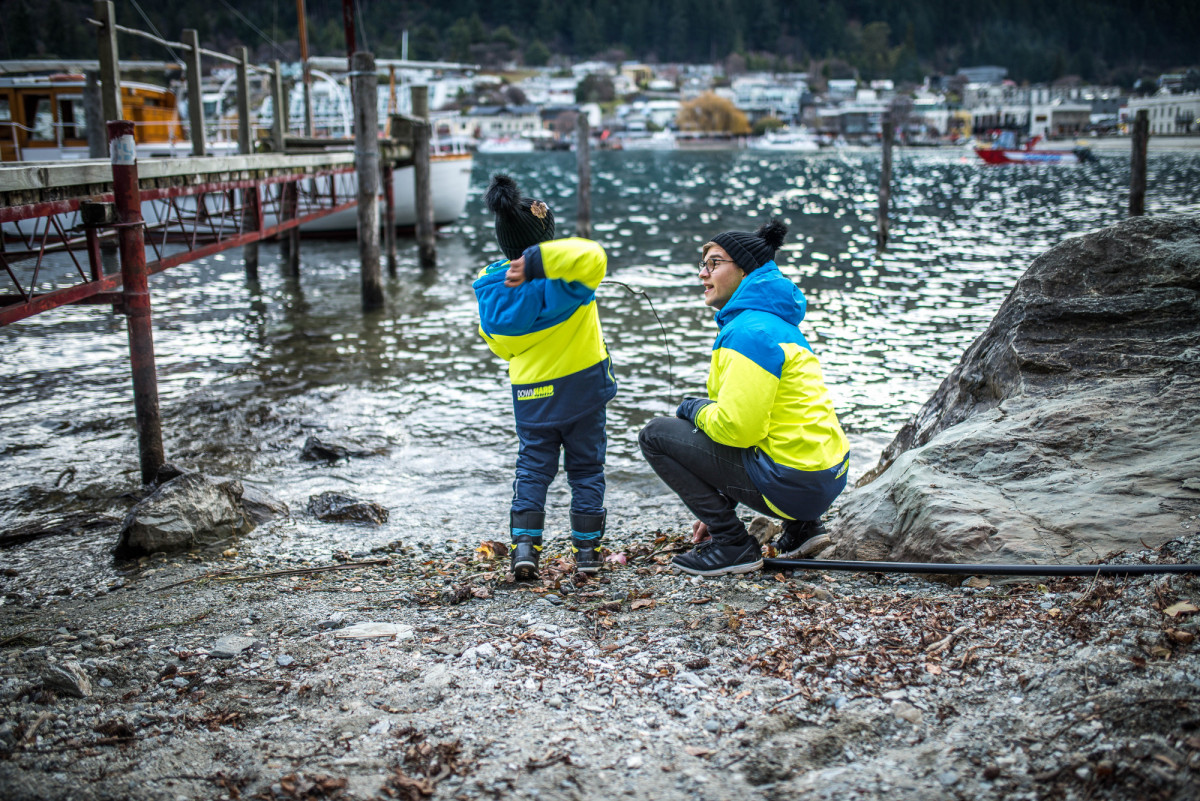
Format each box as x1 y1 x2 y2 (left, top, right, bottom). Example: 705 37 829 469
671 537 763 576
571 537 602 574
773 519 827 558
510 534 542 580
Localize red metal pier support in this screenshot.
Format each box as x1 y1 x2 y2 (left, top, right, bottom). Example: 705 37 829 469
108 120 165 485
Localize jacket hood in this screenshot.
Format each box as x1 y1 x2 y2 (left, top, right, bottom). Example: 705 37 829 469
714 261 806 327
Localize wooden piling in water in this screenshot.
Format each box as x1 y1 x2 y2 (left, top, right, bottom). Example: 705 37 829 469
877 112 893 250
352 51 383 308
237 47 259 280
270 61 287 155
184 30 206 157
108 120 165 485
1130 109 1149 217
84 72 105 158
281 182 300 276
93 1 122 126
576 113 591 239
411 86 436 270
383 163 397 275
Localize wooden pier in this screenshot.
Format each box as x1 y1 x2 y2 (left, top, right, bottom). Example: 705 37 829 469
0 2 437 484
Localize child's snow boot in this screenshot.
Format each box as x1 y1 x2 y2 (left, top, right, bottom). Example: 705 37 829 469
570 511 605 574
509 510 545 581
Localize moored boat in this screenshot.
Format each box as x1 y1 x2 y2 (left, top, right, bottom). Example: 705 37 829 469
974 133 1093 165
476 136 535 153
749 127 821 152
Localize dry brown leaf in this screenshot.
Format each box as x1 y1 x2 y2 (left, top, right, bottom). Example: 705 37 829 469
631 599 655 610
474 541 509 561
684 746 713 757
471 586 492 599
1166 628 1195 645
925 663 942 675
1163 601 1199 618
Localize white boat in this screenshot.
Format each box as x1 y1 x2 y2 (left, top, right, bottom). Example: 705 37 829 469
268 150 473 233
476 136 535 153
615 130 677 150
750 127 821 152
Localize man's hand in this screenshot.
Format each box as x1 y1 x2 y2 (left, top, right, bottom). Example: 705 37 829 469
504 256 527 287
691 521 711 544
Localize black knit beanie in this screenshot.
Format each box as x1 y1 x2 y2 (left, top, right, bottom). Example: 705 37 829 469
710 219 788 273
484 174 556 260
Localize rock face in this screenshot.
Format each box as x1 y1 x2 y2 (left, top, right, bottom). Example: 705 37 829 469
116 473 255 556
833 214 1200 564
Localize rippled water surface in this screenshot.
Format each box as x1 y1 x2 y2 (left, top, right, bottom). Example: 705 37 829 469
3 148 1199 587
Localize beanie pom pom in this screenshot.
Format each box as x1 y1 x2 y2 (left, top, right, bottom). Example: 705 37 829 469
757 219 788 250
485 174 522 215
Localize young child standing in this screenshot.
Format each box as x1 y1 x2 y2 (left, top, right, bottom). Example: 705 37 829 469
474 174 617 580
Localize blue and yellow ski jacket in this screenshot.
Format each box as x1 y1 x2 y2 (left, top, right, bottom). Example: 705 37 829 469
695 262 849 520
474 238 617 428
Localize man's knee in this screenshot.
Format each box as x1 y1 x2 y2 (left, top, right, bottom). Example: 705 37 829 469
638 416 672 456
640 415 694 456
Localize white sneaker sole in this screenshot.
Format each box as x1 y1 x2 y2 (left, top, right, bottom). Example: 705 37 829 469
671 558 763 577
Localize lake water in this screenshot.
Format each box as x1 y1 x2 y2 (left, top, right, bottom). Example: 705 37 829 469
3 147 1199 591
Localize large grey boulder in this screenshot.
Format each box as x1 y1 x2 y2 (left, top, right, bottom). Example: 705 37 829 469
116 472 255 556
833 214 1200 564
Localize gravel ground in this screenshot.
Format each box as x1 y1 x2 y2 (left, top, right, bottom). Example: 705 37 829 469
1 523 1199 801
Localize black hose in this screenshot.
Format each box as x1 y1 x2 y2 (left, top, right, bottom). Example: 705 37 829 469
763 557 1200 577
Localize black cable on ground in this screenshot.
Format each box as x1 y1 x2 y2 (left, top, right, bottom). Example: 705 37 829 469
763 558 1200 577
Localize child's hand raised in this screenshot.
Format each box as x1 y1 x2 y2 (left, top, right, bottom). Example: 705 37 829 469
505 257 527 287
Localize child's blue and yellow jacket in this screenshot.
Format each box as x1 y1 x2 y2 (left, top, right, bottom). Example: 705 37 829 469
473 238 617 428
691 261 849 520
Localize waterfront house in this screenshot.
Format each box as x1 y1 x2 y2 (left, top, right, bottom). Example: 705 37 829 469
465 104 542 140
1125 91 1200 135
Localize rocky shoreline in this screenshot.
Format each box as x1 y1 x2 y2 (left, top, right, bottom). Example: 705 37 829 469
2 212 1197 801
1 523 1198 801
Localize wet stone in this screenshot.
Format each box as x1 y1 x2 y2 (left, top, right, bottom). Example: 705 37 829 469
299 436 377 463
318 612 346 630
307 492 389 526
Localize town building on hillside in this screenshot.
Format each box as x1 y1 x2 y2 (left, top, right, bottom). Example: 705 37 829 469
1028 99 1091 139
816 88 889 141
957 65 1008 85
516 73 579 106
728 73 810 125
465 104 542 139
618 99 681 132
1126 91 1200 135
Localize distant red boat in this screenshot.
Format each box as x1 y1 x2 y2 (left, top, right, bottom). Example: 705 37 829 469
975 134 1093 165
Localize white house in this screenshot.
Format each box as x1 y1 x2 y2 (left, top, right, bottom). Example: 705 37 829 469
1125 92 1200 135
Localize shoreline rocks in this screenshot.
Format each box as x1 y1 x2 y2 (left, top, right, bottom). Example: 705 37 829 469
833 214 1200 564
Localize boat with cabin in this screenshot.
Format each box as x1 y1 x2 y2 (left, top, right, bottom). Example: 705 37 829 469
974 131 1093 165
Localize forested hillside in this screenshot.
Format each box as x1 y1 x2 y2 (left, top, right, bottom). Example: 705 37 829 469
4 0 1198 86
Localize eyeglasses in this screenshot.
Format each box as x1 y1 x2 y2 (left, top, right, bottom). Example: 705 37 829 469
698 257 734 275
